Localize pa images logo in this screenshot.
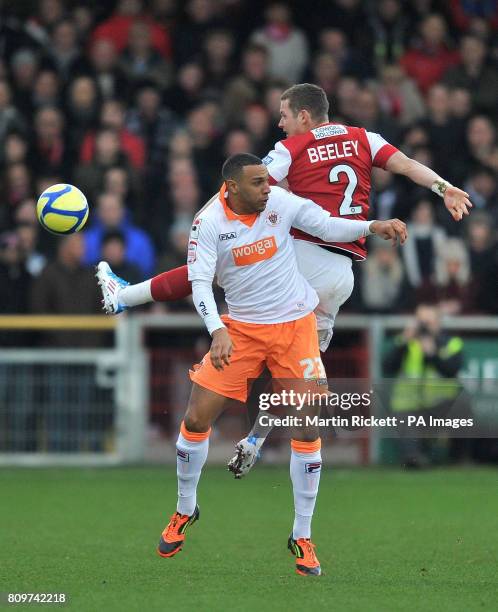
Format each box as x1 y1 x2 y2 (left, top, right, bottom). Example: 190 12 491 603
266 210 281 227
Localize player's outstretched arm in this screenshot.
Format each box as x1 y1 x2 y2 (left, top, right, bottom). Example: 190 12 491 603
289 191 405 246
385 151 473 221
370 219 408 245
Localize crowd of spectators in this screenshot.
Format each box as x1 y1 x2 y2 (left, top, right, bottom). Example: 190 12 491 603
1 0 497 322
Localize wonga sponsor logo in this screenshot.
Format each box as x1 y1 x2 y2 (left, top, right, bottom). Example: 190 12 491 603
232 236 277 266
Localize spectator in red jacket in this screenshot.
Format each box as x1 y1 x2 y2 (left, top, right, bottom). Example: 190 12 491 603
80 98 145 171
90 0 171 58
400 14 459 94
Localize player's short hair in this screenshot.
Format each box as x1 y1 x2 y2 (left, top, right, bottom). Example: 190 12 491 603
222 153 263 181
281 83 329 120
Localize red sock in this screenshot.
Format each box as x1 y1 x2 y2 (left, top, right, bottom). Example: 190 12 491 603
150 265 192 302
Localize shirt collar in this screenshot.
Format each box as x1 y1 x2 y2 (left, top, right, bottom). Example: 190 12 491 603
219 183 258 228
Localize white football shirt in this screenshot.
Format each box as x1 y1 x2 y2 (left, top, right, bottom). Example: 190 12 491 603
188 185 372 327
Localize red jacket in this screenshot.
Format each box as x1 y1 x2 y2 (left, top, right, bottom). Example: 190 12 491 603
400 45 459 94
80 129 145 170
90 15 171 58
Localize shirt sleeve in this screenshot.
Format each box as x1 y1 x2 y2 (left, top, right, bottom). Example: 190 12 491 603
191 279 225 335
263 141 292 184
187 216 218 283
365 131 399 169
289 192 373 242
187 215 225 334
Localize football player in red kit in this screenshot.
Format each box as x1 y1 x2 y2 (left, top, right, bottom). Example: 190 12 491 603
97 83 472 477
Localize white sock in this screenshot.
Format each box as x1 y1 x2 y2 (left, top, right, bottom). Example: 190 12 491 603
246 411 274 450
176 430 209 516
119 280 153 307
290 445 322 539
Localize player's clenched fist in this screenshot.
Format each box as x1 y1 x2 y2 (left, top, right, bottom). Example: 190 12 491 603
210 327 233 370
370 219 408 245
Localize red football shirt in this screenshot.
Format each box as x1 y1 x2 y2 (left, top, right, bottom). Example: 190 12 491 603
263 123 398 260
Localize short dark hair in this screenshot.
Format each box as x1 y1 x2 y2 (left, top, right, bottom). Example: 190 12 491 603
222 153 262 181
244 43 268 58
102 230 125 246
281 83 329 120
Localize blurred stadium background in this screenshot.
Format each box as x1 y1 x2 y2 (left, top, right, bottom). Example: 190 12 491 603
0 0 497 467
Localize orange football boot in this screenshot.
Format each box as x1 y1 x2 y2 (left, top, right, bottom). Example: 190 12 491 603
288 536 322 576
157 505 199 558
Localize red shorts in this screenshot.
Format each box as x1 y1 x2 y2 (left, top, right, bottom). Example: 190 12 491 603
190 312 325 402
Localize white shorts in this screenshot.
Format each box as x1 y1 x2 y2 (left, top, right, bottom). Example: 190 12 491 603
294 240 354 352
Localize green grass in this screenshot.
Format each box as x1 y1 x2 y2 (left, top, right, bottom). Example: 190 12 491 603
1 466 497 612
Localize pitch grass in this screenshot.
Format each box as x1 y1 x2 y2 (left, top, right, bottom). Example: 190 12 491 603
1 467 497 612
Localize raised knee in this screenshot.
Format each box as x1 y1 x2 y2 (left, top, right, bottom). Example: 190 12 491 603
183 413 210 434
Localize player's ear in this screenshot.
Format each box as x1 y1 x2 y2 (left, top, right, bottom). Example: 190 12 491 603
226 178 238 195
299 109 311 125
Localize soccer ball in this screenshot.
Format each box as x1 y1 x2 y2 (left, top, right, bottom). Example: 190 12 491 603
36 184 89 235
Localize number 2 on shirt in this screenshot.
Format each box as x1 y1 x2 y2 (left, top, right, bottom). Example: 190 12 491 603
329 164 362 216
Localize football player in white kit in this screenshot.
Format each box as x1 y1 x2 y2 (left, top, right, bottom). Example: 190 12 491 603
97 84 472 477
101 153 406 575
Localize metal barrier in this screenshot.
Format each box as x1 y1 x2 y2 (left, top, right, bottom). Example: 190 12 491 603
126 313 498 464
0 314 496 465
0 316 147 466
